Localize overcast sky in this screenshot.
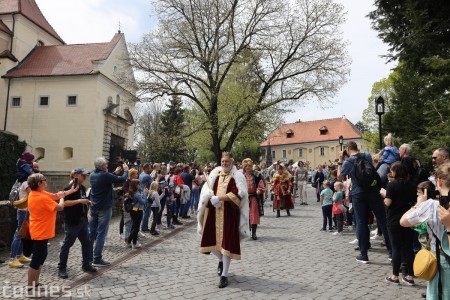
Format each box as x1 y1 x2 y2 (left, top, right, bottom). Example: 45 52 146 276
36 0 396 125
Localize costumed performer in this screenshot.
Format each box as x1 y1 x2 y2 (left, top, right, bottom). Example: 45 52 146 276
197 152 249 288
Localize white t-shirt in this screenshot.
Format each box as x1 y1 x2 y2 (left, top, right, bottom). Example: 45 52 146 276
406 199 444 252
18 181 30 211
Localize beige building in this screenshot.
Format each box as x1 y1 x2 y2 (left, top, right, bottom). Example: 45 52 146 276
260 117 366 168
0 0 136 172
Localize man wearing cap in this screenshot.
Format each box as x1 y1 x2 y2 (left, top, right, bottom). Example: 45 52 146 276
197 152 249 288
58 168 96 278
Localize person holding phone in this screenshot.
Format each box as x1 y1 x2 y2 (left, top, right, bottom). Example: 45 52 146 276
400 162 450 298
58 168 96 278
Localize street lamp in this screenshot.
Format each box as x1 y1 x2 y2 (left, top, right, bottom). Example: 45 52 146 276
375 96 385 150
338 135 344 151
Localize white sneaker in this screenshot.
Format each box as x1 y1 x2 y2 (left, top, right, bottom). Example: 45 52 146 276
349 238 359 244
139 231 146 238
132 243 142 249
332 232 343 236
371 229 378 235
370 234 383 240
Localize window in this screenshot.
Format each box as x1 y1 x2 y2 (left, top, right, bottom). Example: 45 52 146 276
67 95 77 106
286 130 294 138
11 97 21 107
39 96 49 106
320 147 325 156
63 147 73 160
319 126 328 135
298 149 303 157
272 151 276 159
35 147 45 159
282 150 287 158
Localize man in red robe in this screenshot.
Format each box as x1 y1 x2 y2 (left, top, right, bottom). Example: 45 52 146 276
197 152 249 288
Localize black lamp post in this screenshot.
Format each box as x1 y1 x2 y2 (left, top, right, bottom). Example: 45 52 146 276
266 138 273 166
375 96 385 150
338 135 344 151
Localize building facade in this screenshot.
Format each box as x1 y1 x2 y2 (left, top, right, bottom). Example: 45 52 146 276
0 0 136 172
260 117 366 168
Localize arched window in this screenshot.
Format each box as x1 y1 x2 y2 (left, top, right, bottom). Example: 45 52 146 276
63 147 73 160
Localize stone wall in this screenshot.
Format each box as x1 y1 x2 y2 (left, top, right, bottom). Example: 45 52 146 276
0 201 17 249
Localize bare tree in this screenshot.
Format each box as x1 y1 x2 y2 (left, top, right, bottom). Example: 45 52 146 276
129 0 350 162
135 102 165 162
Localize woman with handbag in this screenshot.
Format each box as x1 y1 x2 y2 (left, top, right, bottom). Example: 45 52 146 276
400 162 450 299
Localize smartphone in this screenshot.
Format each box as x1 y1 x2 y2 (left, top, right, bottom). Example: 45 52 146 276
439 195 449 210
73 177 79 189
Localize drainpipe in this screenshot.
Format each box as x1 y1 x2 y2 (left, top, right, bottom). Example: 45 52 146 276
4 13 16 130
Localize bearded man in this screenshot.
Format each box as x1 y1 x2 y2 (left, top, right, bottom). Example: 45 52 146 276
197 152 249 288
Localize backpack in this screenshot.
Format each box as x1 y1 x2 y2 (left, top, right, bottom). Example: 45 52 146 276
9 180 21 205
349 153 381 190
123 196 133 213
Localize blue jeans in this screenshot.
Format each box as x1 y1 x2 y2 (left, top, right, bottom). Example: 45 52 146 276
89 208 112 262
352 191 391 259
157 198 166 225
141 203 151 231
181 198 191 217
10 210 27 259
190 189 200 210
59 218 90 269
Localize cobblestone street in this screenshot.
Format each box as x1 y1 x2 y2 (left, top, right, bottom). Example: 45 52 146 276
1 186 426 299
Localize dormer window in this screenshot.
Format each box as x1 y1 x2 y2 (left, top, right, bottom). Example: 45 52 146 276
319 126 328 135
286 129 294 138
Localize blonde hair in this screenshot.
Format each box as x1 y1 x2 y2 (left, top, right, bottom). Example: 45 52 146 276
128 168 138 179
384 133 395 146
436 162 450 189
334 181 344 190
150 181 159 191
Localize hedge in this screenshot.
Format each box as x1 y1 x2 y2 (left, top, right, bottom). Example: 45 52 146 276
0 131 27 199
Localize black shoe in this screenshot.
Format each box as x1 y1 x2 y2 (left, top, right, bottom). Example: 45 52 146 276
328 227 333 231
141 229 151 233
219 276 228 288
304 203 308 205
355 255 369 264
286 210 291 216
385 276 399 285
173 221 183 225
150 231 160 236
320 228 326 231
421 292 426 298
217 262 223 276
276 210 280 218
401 275 415 286
58 268 68 279
181 215 191 219
82 264 97 273
92 259 110 267
252 234 258 240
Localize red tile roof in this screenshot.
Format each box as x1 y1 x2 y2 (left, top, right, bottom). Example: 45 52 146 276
260 117 362 146
0 0 64 43
3 33 123 78
0 19 13 35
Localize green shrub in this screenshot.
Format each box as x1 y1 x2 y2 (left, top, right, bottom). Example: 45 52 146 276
0 131 27 199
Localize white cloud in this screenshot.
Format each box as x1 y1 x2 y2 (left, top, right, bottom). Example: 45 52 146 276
36 0 155 44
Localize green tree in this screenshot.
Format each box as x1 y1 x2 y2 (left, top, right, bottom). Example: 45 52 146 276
160 95 188 162
128 0 350 162
135 102 165 163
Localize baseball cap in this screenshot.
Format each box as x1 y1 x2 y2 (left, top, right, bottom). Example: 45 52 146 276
73 168 90 175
